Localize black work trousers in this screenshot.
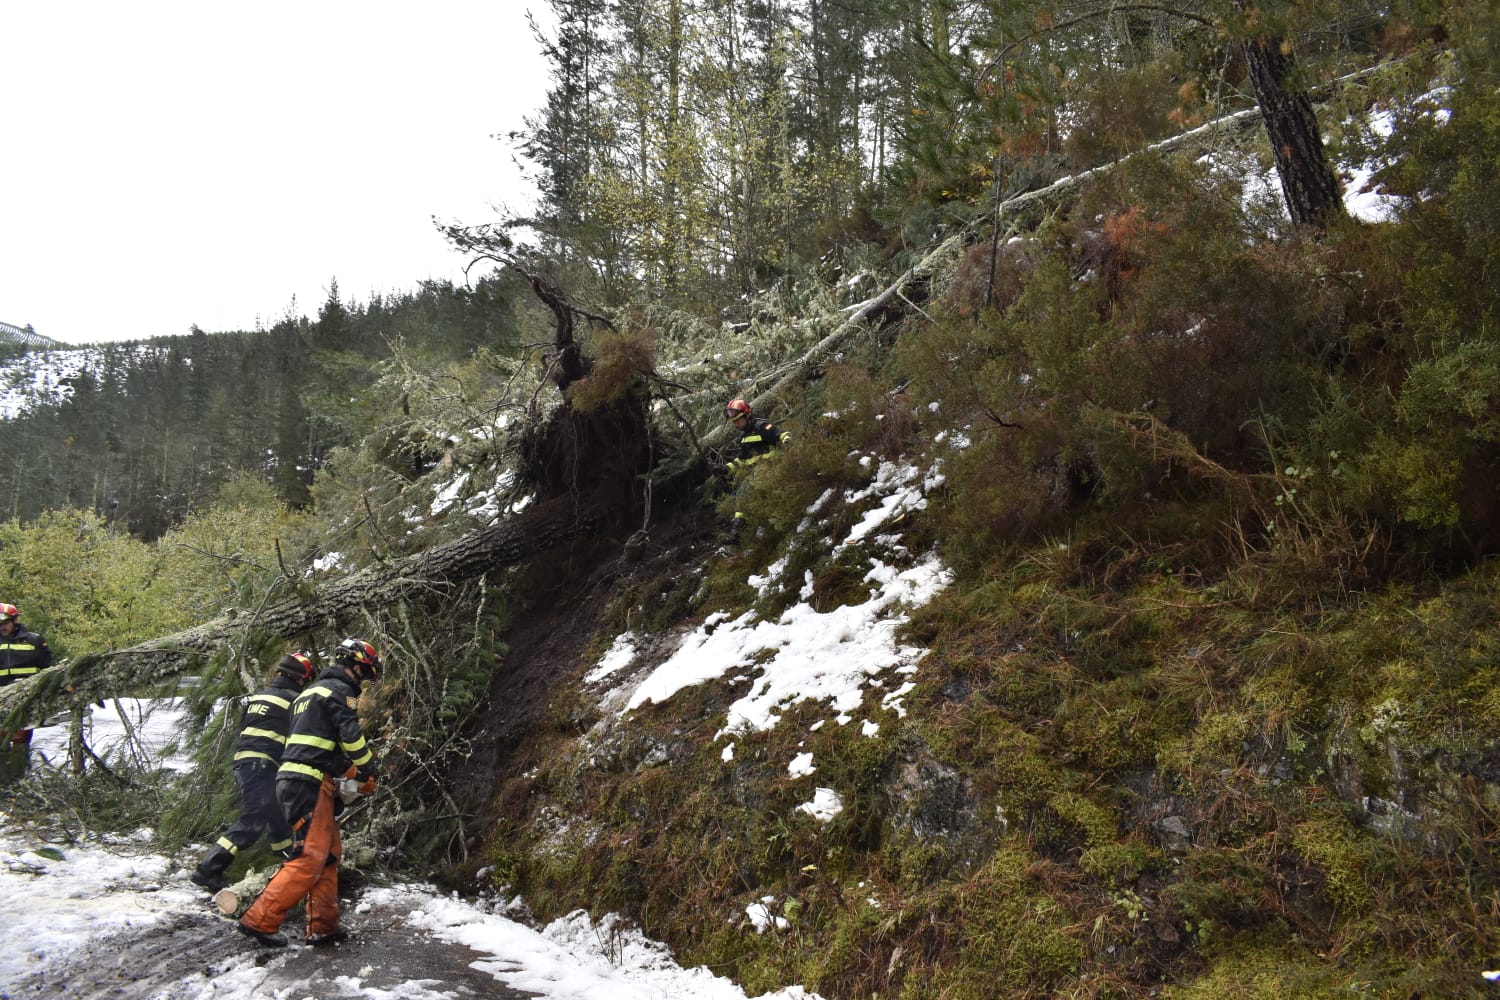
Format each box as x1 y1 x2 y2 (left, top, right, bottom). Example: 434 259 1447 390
197 758 294 879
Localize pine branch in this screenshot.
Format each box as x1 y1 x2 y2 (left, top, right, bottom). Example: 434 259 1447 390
0 497 599 729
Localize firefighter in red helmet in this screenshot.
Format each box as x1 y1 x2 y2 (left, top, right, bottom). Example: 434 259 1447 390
191 651 317 894
721 398 788 542
238 639 382 947
0 602 51 781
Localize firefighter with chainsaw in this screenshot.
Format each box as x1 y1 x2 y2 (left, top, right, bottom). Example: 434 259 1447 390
191 651 317 894
0 602 52 780
238 638 381 948
721 398 789 542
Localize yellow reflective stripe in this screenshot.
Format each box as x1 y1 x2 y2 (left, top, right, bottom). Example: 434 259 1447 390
269 836 292 852
279 761 325 780
0 642 37 651
297 685 336 706
348 747 373 767
287 734 338 751
216 837 239 854
241 727 286 744
250 693 292 709
1 666 39 677
741 434 766 444
233 750 277 763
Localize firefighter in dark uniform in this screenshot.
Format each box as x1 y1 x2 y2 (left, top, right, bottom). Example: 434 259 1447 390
723 398 789 541
0 602 52 779
239 638 381 948
191 651 317 893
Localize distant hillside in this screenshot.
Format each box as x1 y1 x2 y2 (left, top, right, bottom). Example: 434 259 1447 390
0 277 522 537
0 320 66 351
0 343 99 419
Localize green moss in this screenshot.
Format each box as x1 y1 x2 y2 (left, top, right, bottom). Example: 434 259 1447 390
1159 935 1327 998
1291 815 1373 917
1079 841 1163 886
1055 673 1180 774
475 388 1500 1000
1050 791 1119 846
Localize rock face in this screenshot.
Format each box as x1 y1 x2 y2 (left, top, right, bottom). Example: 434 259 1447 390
1153 814 1193 854
880 746 1005 872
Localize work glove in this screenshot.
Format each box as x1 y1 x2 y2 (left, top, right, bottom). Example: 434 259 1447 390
337 776 363 805
338 765 378 804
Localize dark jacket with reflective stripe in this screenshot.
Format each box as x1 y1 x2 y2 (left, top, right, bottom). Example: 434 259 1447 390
731 416 787 468
232 675 303 764
0 623 51 685
277 667 376 785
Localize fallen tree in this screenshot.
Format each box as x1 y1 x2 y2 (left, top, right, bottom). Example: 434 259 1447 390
0 495 599 729
0 264 635 733
3 82 1350 730
697 101 1275 455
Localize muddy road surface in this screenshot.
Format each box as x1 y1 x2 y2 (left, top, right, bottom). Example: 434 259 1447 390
3 891 538 999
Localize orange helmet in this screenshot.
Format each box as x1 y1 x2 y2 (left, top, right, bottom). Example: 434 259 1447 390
724 398 751 421
0 603 18 623
335 638 381 681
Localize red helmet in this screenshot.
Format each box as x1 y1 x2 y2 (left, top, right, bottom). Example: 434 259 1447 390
0 603 18 623
336 638 381 681
725 398 751 421
276 651 316 685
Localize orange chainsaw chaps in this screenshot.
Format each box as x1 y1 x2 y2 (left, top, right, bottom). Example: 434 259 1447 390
241 778 343 935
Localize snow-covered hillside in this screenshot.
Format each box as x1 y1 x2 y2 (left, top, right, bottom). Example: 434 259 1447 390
0 344 171 420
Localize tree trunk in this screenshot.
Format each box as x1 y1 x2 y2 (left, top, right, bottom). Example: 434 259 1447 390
67 706 85 775
0 496 598 728
1242 33 1345 229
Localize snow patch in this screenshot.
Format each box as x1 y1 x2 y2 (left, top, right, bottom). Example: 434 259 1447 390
796 788 844 823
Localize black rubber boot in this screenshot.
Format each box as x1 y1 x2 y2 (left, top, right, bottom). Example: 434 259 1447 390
237 922 288 948
191 849 232 893
191 867 229 893
307 928 350 947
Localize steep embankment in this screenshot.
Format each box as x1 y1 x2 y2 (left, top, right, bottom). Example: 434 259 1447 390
462 457 1500 998
459 502 724 797
459 503 723 803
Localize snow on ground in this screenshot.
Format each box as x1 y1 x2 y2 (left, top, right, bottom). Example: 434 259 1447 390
3 693 824 999
621 458 953 739
400 895 818 999
0 822 194 983
30 696 196 772
592 456 955 811
0 347 92 418
0 821 818 998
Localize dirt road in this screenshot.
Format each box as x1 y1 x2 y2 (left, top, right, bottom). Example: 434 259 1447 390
2 891 538 999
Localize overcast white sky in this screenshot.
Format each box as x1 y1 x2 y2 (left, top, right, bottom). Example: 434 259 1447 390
1 2 552 346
